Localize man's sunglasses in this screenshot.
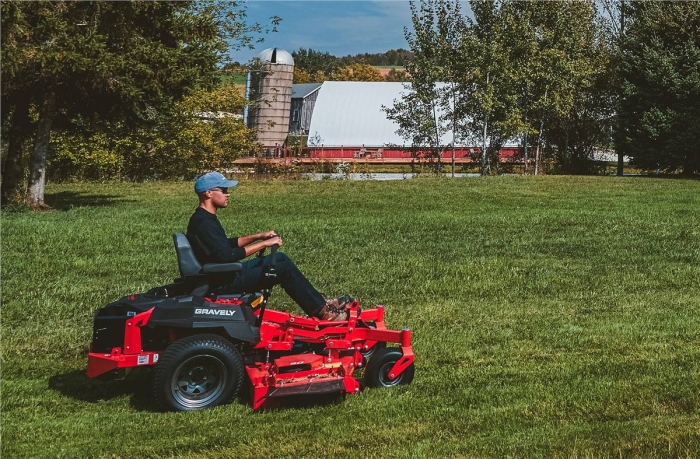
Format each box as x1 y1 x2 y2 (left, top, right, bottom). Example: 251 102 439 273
211 187 229 194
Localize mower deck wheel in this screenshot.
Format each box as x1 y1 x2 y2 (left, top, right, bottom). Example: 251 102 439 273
365 347 415 388
152 334 244 411
360 341 386 367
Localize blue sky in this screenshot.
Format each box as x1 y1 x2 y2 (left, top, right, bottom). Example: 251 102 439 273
228 1 417 63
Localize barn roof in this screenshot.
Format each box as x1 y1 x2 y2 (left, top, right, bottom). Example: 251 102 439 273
292 83 322 99
307 81 455 147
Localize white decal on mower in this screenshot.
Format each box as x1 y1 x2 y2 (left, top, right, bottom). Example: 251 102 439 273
137 355 149 365
194 308 236 317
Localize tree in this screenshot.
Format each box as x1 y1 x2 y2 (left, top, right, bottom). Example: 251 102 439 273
47 84 254 181
597 0 628 175
1 1 272 208
463 0 515 174
432 0 471 176
145 84 253 178
384 0 461 172
332 63 385 82
461 0 613 174
342 48 414 66
385 68 410 82
618 1 700 175
291 48 341 80
391 0 614 176
501 1 611 173
293 68 313 84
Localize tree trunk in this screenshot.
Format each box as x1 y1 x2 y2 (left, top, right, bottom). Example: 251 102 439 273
535 89 548 176
26 92 56 210
523 89 528 174
481 117 488 176
1 101 30 206
481 72 490 176
451 83 456 177
432 101 442 173
616 2 626 177
617 151 624 176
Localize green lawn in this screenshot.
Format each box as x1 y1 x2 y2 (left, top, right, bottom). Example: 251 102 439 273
2 176 700 458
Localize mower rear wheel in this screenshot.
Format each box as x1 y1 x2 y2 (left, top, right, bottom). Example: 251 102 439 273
152 334 244 411
365 347 414 388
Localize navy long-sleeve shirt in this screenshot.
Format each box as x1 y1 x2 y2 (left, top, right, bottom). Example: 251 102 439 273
186 207 246 263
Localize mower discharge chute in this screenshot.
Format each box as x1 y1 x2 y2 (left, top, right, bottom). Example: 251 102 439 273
87 233 415 411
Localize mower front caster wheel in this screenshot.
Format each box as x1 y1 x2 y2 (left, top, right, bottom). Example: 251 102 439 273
152 334 244 411
365 347 415 388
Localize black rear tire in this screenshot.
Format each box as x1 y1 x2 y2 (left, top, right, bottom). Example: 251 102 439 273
152 334 244 411
365 347 415 388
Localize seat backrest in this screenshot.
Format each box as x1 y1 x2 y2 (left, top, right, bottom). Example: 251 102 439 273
173 233 203 277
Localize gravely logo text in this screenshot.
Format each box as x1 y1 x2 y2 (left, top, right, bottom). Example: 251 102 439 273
195 308 236 316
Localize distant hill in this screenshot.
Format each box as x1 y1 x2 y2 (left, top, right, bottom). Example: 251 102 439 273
221 50 412 86
340 49 414 66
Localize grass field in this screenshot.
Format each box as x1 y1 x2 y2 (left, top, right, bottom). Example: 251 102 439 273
2 176 700 458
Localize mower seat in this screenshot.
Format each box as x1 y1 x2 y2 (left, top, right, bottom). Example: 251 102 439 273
173 233 242 296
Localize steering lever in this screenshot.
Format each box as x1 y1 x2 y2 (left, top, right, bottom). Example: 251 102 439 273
264 244 279 279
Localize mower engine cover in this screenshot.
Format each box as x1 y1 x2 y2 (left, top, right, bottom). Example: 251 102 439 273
88 291 263 379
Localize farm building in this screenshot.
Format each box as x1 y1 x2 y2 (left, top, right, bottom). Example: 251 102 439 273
244 48 294 149
289 83 322 135
244 47 519 163
306 81 482 161
301 81 520 162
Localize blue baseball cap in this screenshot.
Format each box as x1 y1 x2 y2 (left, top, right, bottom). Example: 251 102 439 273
194 172 239 194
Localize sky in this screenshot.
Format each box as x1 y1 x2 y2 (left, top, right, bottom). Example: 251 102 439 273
228 1 418 63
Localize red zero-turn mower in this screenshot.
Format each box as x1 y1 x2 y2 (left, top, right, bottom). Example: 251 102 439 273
86 234 415 411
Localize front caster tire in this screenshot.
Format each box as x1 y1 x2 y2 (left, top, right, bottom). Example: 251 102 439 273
360 341 386 367
152 334 244 411
365 347 415 388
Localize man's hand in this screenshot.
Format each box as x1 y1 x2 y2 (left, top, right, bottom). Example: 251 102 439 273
267 236 283 247
242 234 282 257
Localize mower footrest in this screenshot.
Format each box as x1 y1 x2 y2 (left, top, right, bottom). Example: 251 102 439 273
86 351 160 378
267 379 346 398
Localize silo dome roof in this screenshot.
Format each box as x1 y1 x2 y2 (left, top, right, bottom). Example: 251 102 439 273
256 48 294 66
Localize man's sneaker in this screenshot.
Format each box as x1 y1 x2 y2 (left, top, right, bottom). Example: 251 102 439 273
317 303 349 321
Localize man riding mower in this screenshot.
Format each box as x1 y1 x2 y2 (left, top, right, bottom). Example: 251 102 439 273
86 234 415 411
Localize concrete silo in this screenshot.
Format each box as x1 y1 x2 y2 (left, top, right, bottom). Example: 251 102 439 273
245 48 294 149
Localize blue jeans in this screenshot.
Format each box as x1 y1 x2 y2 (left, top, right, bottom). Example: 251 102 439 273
215 252 325 316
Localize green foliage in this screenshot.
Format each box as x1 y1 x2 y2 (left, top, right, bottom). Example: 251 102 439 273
384 0 461 172
2 178 700 457
1 1 229 124
48 84 255 180
1 1 274 204
465 0 613 172
619 1 700 175
292 48 414 79
291 48 342 80
340 48 414 66
331 63 385 82
503 1 614 170
292 67 326 83
390 0 616 175
384 68 410 82
48 130 123 180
